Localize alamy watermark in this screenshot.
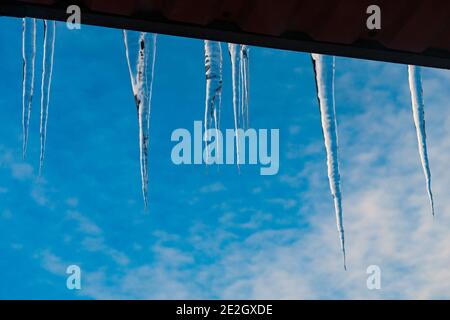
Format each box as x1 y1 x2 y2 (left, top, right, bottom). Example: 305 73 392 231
66 5 81 30
66 264 81 290
366 265 381 290
366 5 381 30
171 121 279 175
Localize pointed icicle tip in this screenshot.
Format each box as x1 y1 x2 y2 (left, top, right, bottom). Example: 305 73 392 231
39 20 56 176
407 65 435 217
342 239 347 271
123 31 157 208
240 45 250 129
228 43 242 169
311 54 346 268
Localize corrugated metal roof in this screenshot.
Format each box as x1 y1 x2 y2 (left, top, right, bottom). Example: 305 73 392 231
1 0 450 68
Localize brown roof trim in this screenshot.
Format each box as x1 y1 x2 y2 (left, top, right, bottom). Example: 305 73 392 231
1 1 449 69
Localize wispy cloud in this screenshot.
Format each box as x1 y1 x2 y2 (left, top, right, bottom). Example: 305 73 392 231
267 198 297 210
200 182 226 193
11 163 33 180
36 250 68 275
66 210 130 266
67 210 102 235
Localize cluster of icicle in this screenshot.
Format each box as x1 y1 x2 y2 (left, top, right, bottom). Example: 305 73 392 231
120 38 249 206
19 19 435 268
21 17 56 175
117 36 436 269
310 54 435 269
118 38 434 269
203 41 250 166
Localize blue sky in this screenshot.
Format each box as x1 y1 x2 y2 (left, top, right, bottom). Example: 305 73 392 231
1 18 450 299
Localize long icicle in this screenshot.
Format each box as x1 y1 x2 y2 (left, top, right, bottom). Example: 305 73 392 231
408 65 435 216
22 17 37 159
311 54 346 270
204 40 223 164
123 31 157 208
228 43 241 167
39 20 56 175
240 45 250 128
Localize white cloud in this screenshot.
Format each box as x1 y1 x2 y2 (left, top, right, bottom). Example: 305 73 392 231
152 245 194 266
79 236 129 266
11 163 33 180
0 148 55 208
31 183 50 206
67 210 102 235
200 182 226 193
267 198 297 210
65 210 129 266
37 250 68 275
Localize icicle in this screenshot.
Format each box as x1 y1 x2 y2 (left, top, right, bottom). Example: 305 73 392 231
39 20 56 175
204 40 223 163
22 17 37 159
123 30 157 208
240 45 250 128
228 43 241 167
408 65 435 216
311 54 346 269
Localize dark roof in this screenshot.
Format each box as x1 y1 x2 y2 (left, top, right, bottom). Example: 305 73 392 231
2 0 450 69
